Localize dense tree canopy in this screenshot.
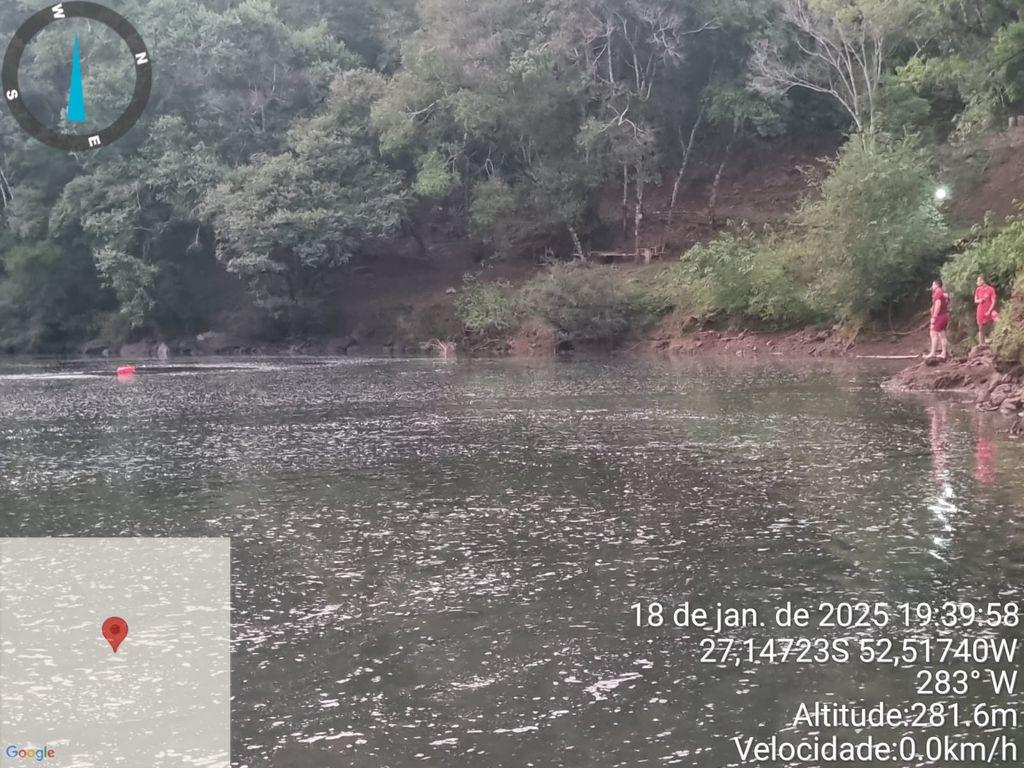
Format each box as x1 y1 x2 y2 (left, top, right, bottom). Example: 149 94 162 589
0 0 1023 350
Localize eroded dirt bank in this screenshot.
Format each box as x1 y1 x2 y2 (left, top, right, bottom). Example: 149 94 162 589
646 327 924 359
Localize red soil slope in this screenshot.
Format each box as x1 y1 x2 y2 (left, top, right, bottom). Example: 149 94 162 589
329 139 836 346
951 127 1024 225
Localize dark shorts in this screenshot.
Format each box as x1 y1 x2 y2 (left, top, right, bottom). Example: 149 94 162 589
932 314 949 332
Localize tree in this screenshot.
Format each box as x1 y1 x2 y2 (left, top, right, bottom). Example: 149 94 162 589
0 238 107 350
799 134 948 322
0 0 1014 349
751 0 925 131
372 0 596 255
703 85 784 222
6 0 363 335
205 71 408 325
48 117 226 330
552 0 719 254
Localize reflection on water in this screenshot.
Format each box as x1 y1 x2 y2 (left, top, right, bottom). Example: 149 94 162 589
1 358 1022 767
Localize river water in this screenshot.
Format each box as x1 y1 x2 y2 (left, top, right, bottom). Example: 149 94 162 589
1 357 1022 767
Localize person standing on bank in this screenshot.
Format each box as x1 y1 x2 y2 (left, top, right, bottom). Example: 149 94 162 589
927 279 950 362
974 275 998 346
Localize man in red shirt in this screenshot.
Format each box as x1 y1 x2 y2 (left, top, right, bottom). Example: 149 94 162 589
927 279 950 361
974 275 998 346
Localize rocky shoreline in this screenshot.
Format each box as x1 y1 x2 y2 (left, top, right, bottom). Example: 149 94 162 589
883 346 1024 437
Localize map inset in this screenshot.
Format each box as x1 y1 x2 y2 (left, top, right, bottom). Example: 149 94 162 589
0 538 230 767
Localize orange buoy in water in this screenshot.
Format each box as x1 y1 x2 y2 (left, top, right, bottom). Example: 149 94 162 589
116 365 136 379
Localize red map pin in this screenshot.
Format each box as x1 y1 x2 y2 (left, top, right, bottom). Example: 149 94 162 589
102 616 129 653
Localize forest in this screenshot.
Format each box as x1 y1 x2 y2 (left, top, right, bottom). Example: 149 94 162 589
0 0 1023 362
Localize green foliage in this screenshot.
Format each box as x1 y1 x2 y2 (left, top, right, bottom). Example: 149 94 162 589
0 238 106 350
639 261 714 320
992 272 1024 365
993 21 1024 106
413 152 456 199
469 179 517 237
875 77 937 140
900 2 1024 133
520 262 650 342
658 232 816 325
0 0 372 343
798 136 948 322
93 247 157 329
0 0 1021 350
707 87 785 138
942 215 1024 313
47 116 226 331
205 71 408 318
686 234 765 317
887 56 969 139
653 136 947 328
454 277 521 332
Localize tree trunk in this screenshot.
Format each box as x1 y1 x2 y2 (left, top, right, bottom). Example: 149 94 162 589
569 225 586 261
633 162 644 260
707 159 726 225
668 106 705 227
405 216 429 260
0 165 12 208
707 138 734 226
621 163 630 237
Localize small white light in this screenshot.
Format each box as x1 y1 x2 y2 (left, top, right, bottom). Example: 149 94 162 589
935 186 950 202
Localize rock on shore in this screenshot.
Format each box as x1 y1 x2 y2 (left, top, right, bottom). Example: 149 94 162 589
884 346 1024 436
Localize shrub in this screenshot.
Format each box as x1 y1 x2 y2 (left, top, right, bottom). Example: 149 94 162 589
649 136 946 329
992 271 1024 365
875 77 937 142
680 234 760 317
645 260 705 314
454 277 521 332
799 135 949 323
413 151 456 199
521 262 647 342
942 215 1024 313
657 232 816 326
746 239 820 324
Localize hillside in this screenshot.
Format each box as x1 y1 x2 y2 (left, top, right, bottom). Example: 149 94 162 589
310 130 1024 359
112 128 1024 360
310 140 837 355
950 127 1024 227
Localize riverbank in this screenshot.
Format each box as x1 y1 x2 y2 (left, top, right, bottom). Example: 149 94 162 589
97 324 1024 438
101 321 931 361
884 346 1024 436
645 326 928 359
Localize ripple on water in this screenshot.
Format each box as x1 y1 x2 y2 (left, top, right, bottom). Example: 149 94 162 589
1 358 1022 767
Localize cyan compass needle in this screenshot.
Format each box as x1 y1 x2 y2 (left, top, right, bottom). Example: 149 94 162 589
67 33 86 123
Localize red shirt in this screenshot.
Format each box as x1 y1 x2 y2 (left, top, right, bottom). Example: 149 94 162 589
932 288 949 317
975 284 996 323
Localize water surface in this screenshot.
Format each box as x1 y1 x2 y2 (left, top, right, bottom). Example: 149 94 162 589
1 358 1022 767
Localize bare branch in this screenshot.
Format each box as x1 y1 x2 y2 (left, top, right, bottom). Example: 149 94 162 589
750 0 898 132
